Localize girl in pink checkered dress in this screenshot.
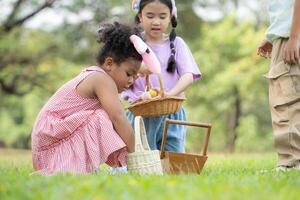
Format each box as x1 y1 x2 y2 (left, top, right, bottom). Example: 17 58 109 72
31 22 146 175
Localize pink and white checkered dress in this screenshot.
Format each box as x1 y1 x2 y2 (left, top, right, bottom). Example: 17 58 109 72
31 66 127 175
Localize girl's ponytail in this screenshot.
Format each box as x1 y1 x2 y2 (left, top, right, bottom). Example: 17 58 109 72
167 15 177 73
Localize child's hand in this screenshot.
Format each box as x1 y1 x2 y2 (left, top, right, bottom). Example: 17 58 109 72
257 40 273 59
283 37 300 65
137 62 152 77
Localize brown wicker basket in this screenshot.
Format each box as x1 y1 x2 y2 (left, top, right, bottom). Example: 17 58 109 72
127 74 185 117
160 119 212 175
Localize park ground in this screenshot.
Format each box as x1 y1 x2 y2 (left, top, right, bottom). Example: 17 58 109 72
0 148 299 200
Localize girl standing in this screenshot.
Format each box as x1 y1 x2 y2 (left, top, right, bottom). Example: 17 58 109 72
123 0 201 152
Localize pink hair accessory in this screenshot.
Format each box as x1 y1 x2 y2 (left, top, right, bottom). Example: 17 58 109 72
130 35 161 74
132 0 140 13
171 0 177 18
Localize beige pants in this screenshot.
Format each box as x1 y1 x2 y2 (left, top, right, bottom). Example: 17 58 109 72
266 38 300 167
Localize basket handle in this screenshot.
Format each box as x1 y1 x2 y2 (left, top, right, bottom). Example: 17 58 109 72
160 119 212 159
145 74 165 98
134 116 151 152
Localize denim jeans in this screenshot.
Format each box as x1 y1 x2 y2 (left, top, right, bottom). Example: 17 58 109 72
126 107 187 152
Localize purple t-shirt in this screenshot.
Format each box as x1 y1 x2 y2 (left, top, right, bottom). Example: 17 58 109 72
122 36 201 103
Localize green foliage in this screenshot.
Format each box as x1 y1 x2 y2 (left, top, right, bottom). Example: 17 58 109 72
235 116 274 152
0 1 274 152
185 17 272 151
0 20 91 146
1 150 300 200
0 59 83 146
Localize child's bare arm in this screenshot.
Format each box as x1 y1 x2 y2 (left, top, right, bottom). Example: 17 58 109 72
166 73 193 96
284 0 300 64
90 73 135 153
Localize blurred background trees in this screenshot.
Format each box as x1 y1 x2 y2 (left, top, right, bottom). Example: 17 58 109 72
0 0 273 152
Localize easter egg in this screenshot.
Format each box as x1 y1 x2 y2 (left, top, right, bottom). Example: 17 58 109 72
149 89 158 97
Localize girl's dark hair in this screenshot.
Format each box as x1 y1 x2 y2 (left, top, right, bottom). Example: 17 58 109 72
97 22 143 65
135 0 177 73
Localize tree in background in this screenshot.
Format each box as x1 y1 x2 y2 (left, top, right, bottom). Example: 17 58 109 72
0 0 134 147
186 17 273 152
193 0 268 28
0 0 134 96
0 0 273 152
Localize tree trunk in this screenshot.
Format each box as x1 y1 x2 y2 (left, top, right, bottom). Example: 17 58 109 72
226 86 241 152
2 0 56 33
233 0 239 11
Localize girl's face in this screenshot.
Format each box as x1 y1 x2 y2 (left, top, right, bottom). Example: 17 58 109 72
109 58 141 93
138 1 171 42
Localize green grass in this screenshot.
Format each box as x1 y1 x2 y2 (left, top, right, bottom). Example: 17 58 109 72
0 149 299 200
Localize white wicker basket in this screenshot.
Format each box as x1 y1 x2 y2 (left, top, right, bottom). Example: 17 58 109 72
127 116 163 175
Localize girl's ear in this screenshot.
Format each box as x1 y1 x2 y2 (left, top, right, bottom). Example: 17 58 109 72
103 57 114 71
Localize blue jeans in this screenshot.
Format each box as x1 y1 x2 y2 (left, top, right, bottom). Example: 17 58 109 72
126 107 187 152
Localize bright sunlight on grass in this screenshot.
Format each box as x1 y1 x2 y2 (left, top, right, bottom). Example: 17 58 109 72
0 149 299 200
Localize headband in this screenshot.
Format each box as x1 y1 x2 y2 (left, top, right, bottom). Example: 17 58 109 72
131 0 177 18
130 35 161 74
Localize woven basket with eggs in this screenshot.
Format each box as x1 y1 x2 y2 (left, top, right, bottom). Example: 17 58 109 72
127 74 185 117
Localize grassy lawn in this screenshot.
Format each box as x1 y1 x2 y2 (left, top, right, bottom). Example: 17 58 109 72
0 149 299 200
